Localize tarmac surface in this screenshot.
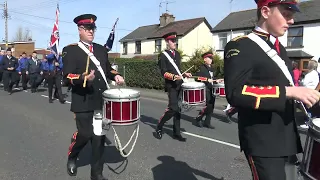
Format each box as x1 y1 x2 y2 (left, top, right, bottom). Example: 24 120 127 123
0 85 308 180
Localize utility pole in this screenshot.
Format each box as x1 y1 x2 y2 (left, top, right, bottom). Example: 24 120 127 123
1 1 9 48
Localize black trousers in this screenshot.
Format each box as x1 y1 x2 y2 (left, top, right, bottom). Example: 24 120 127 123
245 153 286 180
157 87 181 135
197 88 216 125
17 70 28 89
68 111 105 175
47 72 63 100
29 73 42 91
0 71 3 82
3 70 18 91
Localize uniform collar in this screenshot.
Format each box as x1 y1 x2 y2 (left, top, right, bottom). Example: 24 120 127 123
80 40 93 47
253 26 277 45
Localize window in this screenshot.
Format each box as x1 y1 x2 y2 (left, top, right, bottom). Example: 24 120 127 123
155 39 162 53
218 33 228 49
287 27 303 48
122 42 127 54
135 41 141 54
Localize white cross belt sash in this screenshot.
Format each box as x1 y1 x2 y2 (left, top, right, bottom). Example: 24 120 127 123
77 42 110 89
247 33 309 118
247 33 294 86
162 51 185 82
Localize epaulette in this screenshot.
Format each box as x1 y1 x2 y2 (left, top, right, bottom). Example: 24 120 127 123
231 35 247 42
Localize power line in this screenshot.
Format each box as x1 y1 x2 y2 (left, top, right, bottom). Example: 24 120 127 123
9 10 133 31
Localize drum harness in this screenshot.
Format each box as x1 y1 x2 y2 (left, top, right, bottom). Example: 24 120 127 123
78 42 139 158
247 33 311 120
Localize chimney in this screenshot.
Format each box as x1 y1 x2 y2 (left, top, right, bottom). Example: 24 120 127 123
159 13 175 27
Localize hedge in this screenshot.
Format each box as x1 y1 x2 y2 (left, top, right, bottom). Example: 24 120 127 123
109 49 224 90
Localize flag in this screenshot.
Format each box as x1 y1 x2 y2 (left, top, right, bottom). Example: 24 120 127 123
104 18 119 52
50 4 60 59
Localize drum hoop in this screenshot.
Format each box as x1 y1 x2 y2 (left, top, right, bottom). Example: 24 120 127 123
112 120 139 126
182 87 206 91
212 84 225 88
103 98 140 102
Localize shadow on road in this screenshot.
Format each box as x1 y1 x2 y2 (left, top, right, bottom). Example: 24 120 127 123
76 142 128 174
152 155 224 180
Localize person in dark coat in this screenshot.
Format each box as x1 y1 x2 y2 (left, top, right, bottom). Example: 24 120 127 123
155 32 192 142
224 0 320 179
1 48 19 94
194 51 223 128
63 14 124 180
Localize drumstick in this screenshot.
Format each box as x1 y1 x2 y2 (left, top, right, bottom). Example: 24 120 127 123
181 65 194 76
83 55 90 88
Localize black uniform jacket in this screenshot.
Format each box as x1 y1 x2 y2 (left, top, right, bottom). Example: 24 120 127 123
223 31 302 157
196 64 217 89
62 42 120 113
1 55 19 72
158 49 183 91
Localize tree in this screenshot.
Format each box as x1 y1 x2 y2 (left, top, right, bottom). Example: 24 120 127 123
12 26 32 42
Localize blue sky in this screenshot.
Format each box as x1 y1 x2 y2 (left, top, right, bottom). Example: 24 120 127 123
0 0 258 53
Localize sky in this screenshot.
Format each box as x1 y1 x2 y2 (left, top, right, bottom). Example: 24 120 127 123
0 0 258 53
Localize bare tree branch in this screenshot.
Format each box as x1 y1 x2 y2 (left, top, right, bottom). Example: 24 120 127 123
11 26 32 42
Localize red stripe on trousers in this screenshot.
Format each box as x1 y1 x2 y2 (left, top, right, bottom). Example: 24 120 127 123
248 155 259 180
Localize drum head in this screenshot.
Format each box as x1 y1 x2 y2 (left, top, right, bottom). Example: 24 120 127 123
311 118 320 131
212 83 225 88
182 82 205 89
103 88 140 99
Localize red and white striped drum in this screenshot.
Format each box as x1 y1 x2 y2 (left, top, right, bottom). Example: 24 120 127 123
181 82 206 106
300 118 320 180
213 83 225 97
102 88 140 126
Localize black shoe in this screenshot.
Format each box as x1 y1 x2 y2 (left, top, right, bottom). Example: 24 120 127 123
173 134 186 142
155 129 162 139
59 99 66 104
67 158 77 176
91 174 107 180
49 99 53 103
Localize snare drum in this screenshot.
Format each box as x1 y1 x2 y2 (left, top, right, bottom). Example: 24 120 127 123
102 88 140 126
300 118 320 180
181 82 206 106
212 83 225 97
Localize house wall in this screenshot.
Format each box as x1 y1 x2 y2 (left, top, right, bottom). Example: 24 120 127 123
120 22 213 61
212 23 320 61
179 22 213 60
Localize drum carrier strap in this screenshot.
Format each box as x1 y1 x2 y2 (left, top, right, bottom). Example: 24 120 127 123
78 42 139 158
247 33 310 119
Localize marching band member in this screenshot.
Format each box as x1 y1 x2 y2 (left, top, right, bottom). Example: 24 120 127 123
194 51 223 128
17 52 29 90
44 53 65 104
224 0 320 179
26 51 43 93
62 14 124 180
1 48 19 94
155 32 192 142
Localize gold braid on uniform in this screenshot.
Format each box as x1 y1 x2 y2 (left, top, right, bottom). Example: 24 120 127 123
67 73 81 85
197 77 208 82
241 85 280 109
164 72 175 80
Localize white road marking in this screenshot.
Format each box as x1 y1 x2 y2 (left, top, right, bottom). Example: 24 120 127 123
144 122 240 149
27 91 239 149
182 132 240 149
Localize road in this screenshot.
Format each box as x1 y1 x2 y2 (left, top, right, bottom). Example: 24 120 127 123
0 87 306 180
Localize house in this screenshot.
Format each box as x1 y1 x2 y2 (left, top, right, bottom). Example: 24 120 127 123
119 13 213 61
0 41 35 58
211 0 320 72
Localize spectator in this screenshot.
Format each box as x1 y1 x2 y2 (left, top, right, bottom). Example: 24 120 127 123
292 61 301 86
